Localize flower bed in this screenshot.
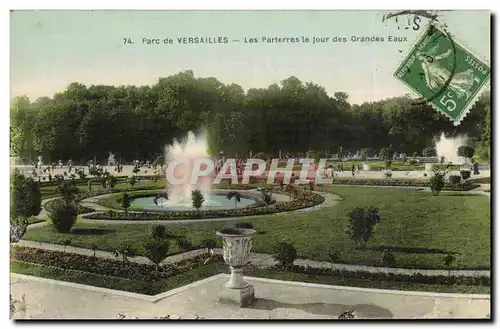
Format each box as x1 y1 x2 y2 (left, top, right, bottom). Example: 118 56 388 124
82 192 325 221
331 178 479 191
282 264 490 287
11 246 221 282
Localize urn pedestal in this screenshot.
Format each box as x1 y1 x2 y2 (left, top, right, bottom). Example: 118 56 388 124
216 228 257 307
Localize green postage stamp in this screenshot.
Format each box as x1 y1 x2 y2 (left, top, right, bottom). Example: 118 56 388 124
394 24 490 126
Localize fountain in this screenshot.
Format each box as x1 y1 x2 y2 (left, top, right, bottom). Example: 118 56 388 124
107 151 116 166
129 130 260 211
434 132 472 180
435 132 470 165
164 131 212 204
362 161 370 171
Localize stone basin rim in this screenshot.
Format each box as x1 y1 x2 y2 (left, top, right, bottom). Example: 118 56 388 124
216 228 257 237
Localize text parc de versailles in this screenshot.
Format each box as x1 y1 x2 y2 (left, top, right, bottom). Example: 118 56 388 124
144 35 407 45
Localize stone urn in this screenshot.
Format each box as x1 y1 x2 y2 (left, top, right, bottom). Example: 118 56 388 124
216 227 257 307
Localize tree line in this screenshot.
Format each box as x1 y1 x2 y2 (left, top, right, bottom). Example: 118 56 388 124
10 70 491 164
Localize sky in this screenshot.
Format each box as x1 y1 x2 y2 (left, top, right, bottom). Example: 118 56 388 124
10 10 490 105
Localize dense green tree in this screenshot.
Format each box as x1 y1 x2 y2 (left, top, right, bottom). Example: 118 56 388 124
10 170 42 219
10 72 490 163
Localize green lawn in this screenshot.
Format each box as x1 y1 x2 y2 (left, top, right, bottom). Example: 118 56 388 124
24 186 490 270
10 260 489 295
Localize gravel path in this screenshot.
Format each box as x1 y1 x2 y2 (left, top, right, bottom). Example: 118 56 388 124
14 240 490 278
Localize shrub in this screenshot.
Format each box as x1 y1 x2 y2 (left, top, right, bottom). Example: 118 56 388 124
226 191 241 209
113 242 135 262
60 238 72 252
10 170 42 218
359 148 374 161
260 188 273 206
77 170 86 180
128 176 137 187
444 253 456 277
122 192 131 213
56 181 80 204
175 236 193 251
460 170 471 180
408 159 418 165
150 224 167 240
272 242 297 269
143 238 169 270
90 243 98 257
422 147 437 157
448 175 461 185
45 198 94 215
107 176 118 189
327 246 341 263
235 222 253 229
381 249 396 267
100 177 107 189
430 174 445 195
384 161 392 169
346 206 381 249
457 146 475 159
191 189 205 211
379 147 395 160
49 202 78 233
429 165 449 196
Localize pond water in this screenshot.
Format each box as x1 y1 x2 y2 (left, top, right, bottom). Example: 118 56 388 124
130 192 259 212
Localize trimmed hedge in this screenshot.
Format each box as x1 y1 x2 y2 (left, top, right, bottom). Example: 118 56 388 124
82 192 325 221
330 178 479 191
283 264 490 287
11 246 221 282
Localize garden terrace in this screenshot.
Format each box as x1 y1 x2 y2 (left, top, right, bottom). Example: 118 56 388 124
23 186 490 270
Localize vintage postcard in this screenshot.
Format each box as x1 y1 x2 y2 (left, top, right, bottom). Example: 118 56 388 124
10 10 491 320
